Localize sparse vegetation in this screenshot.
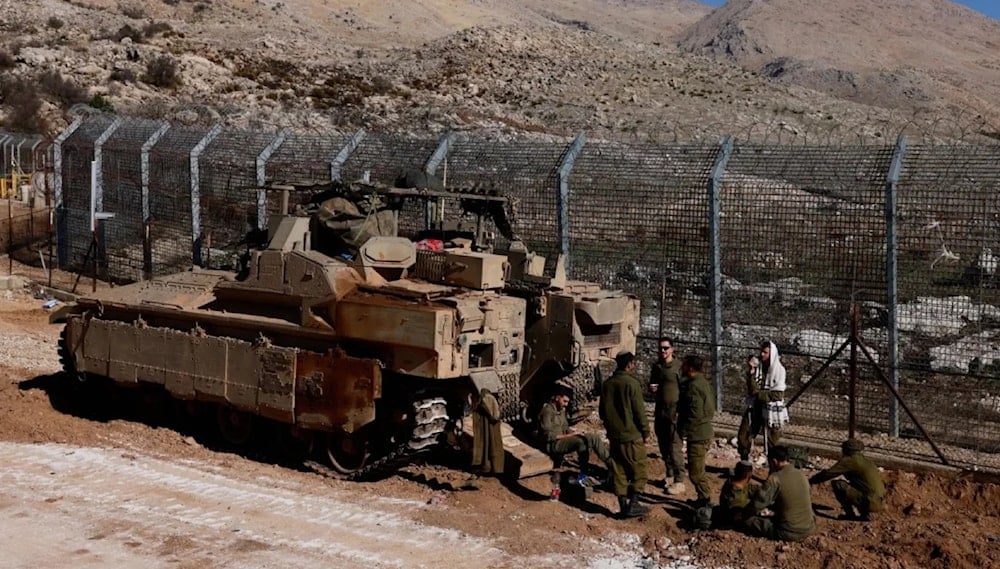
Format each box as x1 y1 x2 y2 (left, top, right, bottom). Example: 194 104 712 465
118 1 147 20
142 55 181 88
0 51 15 70
38 70 88 106
143 21 173 39
46 16 64 30
113 24 144 43
89 94 115 113
0 76 46 133
109 68 136 83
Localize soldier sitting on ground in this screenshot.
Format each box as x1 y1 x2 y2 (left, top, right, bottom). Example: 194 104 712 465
809 438 886 522
744 445 816 542
717 460 759 529
538 388 612 479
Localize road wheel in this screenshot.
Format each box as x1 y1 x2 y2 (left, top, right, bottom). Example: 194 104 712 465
216 404 253 446
325 431 370 475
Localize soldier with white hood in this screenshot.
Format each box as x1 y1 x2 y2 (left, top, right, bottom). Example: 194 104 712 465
737 340 789 460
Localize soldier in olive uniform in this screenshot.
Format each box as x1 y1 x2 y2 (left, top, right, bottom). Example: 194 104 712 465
538 390 612 474
649 337 686 495
599 352 651 519
745 445 816 542
717 460 759 528
678 354 716 506
810 438 886 522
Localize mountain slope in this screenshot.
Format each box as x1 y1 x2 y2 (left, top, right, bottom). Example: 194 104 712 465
677 0 1000 116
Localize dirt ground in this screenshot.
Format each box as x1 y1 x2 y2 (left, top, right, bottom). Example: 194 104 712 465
1 272 998 568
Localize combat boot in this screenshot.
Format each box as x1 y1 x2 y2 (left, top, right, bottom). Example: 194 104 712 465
622 491 650 518
616 496 630 518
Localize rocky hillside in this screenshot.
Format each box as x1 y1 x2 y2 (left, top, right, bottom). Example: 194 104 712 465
678 0 1000 118
0 0 996 140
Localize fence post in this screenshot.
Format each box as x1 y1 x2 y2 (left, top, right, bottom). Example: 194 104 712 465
140 121 170 279
91 117 123 282
557 132 587 272
92 117 123 217
330 129 366 181
190 124 223 267
256 131 287 229
885 135 907 438
709 136 734 410
53 118 83 267
0 134 10 177
424 132 455 230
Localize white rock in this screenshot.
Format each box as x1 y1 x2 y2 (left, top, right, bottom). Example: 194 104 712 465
898 296 1000 337
929 330 1000 373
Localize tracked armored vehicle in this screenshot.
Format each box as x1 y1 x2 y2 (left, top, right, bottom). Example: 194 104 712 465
57 180 638 478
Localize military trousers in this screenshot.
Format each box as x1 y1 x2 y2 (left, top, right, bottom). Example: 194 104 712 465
551 433 610 467
654 415 685 483
737 405 781 460
832 479 884 515
608 439 648 497
687 438 711 501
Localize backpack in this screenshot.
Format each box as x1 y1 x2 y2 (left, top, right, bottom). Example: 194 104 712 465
693 504 714 530
786 445 811 469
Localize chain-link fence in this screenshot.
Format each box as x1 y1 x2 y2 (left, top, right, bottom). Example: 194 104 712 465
48 115 1000 471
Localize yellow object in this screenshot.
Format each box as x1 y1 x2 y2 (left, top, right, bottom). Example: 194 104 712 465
0 178 7 199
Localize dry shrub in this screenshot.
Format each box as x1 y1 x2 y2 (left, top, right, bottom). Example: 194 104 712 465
143 21 173 38
118 1 147 19
0 75 47 133
38 70 88 106
109 67 136 83
142 56 181 88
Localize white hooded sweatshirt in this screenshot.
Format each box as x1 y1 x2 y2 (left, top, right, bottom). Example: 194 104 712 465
764 341 789 428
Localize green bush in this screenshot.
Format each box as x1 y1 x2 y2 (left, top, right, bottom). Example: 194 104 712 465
89 94 115 112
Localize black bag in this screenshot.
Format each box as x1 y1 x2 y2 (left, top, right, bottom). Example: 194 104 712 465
693 504 714 530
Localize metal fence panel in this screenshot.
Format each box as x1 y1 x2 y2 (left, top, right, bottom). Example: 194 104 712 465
719 144 894 445
444 137 566 255
101 119 167 281
147 126 209 275
58 115 116 274
895 145 1000 463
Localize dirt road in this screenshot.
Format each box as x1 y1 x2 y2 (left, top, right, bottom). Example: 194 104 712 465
1 280 998 568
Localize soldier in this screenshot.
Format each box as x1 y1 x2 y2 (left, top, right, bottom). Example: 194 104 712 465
739 341 789 460
745 445 816 542
599 352 651 519
717 460 759 528
678 354 716 506
538 389 612 478
470 388 504 479
810 438 886 522
649 337 686 496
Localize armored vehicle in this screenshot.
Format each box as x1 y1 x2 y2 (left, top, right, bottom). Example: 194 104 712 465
57 179 638 477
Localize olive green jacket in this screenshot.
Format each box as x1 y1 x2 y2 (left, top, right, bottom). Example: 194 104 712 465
538 401 569 452
810 451 886 511
650 358 682 419
752 464 816 540
599 370 649 443
678 371 715 442
720 480 759 524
